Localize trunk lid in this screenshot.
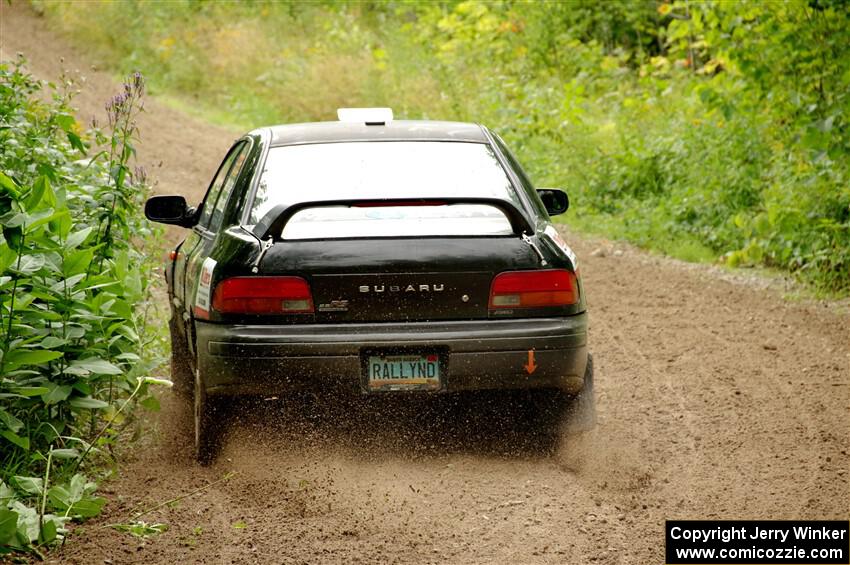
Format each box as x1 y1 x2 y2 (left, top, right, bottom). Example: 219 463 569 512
258 237 539 322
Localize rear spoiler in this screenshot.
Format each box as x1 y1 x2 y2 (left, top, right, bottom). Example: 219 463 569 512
250 197 534 240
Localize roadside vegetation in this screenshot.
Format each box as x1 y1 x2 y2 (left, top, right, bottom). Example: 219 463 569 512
0 59 168 556
41 0 850 293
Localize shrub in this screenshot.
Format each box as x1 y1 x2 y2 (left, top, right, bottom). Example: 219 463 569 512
0 58 166 555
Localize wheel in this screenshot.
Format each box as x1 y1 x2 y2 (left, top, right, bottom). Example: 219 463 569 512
194 367 224 465
169 316 193 397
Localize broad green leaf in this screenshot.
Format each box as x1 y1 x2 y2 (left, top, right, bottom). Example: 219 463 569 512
68 397 109 410
54 113 75 132
0 408 24 433
11 500 40 543
49 475 104 518
0 245 17 273
71 381 92 395
41 382 72 405
111 164 128 187
48 273 86 294
4 349 63 366
25 208 66 233
0 481 14 502
0 509 18 545
65 496 106 518
2 225 23 251
62 246 94 276
0 171 20 199
24 183 44 210
64 226 93 250
12 476 43 496
0 430 29 450
68 473 95 501
115 323 139 342
47 485 71 509
39 336 68 349
69 358 122 375
11 292 34 312
38 517 57 544
35 176 61 208
7 386 50 397
14 253 45 275
1 211 26 228
116 352 141 362
64 326 86 340
67 132 86 153
0 407 24 433
53 209 72 239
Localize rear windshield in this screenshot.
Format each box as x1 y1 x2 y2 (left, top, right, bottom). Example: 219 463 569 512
281 204 512 239
249 141 521 237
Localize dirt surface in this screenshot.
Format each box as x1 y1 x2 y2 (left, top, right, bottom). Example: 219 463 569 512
2 5 849 564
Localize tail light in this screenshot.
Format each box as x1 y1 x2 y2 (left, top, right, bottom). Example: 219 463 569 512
489 269 578 309
212 276 314 314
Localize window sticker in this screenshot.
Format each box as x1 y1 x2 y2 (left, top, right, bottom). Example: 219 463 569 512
195 257 217 315
544 225 578 267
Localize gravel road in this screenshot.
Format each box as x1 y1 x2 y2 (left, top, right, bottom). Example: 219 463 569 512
2 4 848 564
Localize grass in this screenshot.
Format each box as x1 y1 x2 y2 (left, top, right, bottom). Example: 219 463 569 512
567 213 716 264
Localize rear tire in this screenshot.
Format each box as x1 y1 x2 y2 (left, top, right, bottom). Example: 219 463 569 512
169 316 193 397
194 367 224 465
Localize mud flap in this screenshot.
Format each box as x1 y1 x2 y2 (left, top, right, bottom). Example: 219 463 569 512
195 368 226 465
169 316 194 397
566 353 596 433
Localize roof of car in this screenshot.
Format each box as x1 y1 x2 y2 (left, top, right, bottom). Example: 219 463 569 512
262 120 489 146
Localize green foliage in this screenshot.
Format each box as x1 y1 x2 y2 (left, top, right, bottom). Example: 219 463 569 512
42 0 850 292
0 59 167 555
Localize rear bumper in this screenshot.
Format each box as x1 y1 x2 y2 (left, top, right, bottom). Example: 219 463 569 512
196 315 588 396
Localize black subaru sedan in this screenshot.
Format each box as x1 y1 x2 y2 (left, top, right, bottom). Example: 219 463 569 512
145 109 593 463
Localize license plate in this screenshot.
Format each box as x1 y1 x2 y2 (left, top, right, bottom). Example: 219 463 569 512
366 353 441 392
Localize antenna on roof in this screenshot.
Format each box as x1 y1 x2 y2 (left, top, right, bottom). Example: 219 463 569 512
337 107 393 126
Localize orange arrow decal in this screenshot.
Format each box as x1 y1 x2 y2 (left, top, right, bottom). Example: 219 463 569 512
524 349 537 374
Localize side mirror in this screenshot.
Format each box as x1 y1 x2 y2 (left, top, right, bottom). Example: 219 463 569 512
536 188 569 216
144 195 195 227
